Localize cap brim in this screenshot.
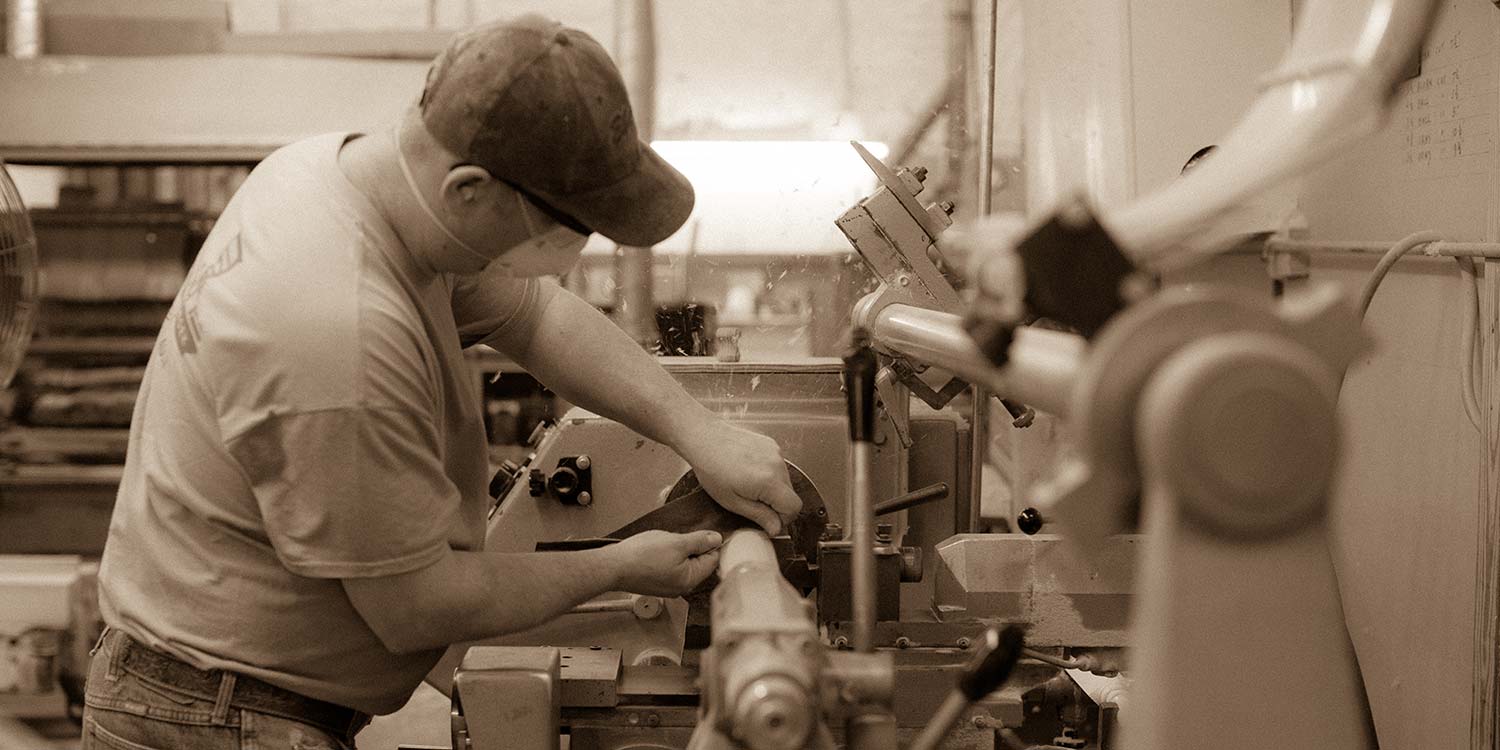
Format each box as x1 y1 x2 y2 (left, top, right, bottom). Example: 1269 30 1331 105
544 142 694 247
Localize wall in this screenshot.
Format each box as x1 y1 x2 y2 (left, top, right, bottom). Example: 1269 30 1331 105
1020 0 1492 745
1296 1 1499 746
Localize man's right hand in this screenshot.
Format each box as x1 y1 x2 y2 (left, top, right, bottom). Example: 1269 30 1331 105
605 530 722 597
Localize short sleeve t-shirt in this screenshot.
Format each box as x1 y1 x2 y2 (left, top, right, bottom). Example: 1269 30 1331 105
96 132 545 715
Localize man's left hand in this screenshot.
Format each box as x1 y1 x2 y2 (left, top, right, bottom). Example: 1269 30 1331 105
678 421 802 535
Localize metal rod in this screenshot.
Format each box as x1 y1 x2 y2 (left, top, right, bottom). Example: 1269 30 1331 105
875 482 950 516
616 0 658 345
851 441 876 652
946 0 971 198
1266 237 1500 259
866 302 1084 418
968 0 1001 532
977 0 998 217
6 0 41 59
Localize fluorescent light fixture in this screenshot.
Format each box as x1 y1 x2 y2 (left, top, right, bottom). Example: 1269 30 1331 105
585 140 889 255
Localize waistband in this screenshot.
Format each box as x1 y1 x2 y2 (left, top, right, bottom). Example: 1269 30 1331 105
102 629 371 741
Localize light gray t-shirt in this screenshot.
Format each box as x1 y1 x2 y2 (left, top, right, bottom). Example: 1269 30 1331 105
98 132 548 715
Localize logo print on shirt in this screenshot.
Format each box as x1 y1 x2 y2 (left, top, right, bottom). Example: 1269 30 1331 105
172 234 243 354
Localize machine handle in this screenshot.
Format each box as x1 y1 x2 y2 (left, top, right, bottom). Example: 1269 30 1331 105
909 625 1026 750
873 482 949 516
844 328 879 443
959 626 1026 701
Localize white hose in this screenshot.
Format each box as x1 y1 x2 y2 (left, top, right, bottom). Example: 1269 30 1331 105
1459 256 1484 432
1355 230 1483 433
1356 231 1442 319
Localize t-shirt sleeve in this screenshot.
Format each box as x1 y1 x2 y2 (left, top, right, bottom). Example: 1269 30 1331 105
224 405 461 579
448 268 556 352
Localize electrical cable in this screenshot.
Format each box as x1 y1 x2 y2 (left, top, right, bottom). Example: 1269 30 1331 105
1459 256 1484 431
1355 230 1484 433
1357 230 1443 319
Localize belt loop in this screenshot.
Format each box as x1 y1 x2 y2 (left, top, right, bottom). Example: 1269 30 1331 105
105 630 124 681
212 671 237 726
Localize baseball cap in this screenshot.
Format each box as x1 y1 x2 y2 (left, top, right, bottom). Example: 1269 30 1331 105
419 15 694 247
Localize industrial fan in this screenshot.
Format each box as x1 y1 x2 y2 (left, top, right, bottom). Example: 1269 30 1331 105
0 160 39 388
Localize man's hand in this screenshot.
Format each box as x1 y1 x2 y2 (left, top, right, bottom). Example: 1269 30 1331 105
677 421 803 535
606 530 722 597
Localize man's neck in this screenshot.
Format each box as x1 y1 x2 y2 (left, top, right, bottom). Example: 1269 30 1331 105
336 128 440 275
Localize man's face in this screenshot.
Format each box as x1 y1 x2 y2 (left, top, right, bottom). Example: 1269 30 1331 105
435 169 589 277
488 190 591 277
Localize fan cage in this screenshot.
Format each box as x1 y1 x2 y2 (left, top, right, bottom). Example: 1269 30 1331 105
0 161 39 390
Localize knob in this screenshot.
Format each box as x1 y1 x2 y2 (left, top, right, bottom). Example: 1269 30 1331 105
1017 508 1043 535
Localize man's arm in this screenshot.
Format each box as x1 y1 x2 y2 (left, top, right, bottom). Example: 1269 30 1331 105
487 284 802 534
343 529 721 654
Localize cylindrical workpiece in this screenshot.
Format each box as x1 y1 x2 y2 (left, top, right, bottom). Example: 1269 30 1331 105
718 528 776 574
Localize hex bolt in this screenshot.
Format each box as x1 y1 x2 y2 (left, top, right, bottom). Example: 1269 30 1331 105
939 200 956 215
897 275 911 287
912 166 929 182
578 491 593 506
575 454 592 470
956 636 972 650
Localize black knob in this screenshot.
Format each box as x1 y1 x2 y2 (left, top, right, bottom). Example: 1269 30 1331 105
1017 508 1043 535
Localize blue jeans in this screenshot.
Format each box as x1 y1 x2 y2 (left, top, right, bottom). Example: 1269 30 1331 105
81 630 359 750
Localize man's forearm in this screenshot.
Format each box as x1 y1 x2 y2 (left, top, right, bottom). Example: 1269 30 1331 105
503 287 714 450
344 546 620 654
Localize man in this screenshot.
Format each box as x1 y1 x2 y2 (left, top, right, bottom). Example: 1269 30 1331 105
82 15 802 750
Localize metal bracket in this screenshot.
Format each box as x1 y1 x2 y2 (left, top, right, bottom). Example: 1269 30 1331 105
874 366 912 448
838 141 972 421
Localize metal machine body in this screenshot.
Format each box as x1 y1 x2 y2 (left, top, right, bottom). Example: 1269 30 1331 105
439 355 1126 749
428 359 975 694
440 160 1130 750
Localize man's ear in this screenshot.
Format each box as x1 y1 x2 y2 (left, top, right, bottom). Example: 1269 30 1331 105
440 165 494 207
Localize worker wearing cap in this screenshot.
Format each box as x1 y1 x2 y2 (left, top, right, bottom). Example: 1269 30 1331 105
82 15 802 750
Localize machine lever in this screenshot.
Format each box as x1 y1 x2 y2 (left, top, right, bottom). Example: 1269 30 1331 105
844 329 879 654
570 595 664 620
873 482 949 516
908 625 1026 750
